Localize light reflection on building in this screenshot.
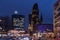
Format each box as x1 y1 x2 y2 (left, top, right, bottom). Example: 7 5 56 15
54 0 60 33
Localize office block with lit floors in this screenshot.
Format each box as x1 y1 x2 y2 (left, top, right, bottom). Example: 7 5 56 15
54 0 60 33
12 14 25 31
28 14 33 31
0 16 9 33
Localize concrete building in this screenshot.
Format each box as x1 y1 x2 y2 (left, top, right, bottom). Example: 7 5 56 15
54 0 60 33
0 16 9 33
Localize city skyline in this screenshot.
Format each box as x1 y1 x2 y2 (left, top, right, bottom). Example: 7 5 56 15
0 0 60 40
0 0 57 24
0 2 54 31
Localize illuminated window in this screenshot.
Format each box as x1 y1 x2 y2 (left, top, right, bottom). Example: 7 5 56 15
55 13 60 18
32 14 36 18
33 9 37 12
58 7 60 11
12 15 25 30
0 26 2 30
0 19 2 22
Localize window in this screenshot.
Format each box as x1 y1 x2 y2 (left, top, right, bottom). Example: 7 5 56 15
57 7 60 11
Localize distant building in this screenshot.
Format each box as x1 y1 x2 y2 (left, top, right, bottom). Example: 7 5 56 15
32 3 40 32
38 24 53 32
39 13 43 24
12 14 25 30
28 14 33 31
28 14 32 24
28 3 40 32
0 16 9 32
32 3 39 24
54 0 60 33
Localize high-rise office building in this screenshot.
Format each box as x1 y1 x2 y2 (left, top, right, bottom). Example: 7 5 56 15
28 14 33 32
0 16 9 32
12 14 25 30
32 3 39 32
28 3 39 32
28 14 32 24
54 0 60 33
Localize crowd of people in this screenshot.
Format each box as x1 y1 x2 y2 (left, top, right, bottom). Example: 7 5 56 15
0 30 60 40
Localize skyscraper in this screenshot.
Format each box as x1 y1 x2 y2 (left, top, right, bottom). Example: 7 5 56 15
32 3 39 32
28 14 33 32
54 0 60 33
28 14 32 24
28 3 39 32
12 14 25 30
39 13 43 24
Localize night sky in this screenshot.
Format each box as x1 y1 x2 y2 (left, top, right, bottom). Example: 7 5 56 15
0 0 57 30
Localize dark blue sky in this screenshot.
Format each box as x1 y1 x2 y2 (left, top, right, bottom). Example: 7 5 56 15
0 0 57 26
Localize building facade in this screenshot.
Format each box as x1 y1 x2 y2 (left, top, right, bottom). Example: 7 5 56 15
12 14 25 30
54 0 60 33
0 16 9 32
28 3 40 32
